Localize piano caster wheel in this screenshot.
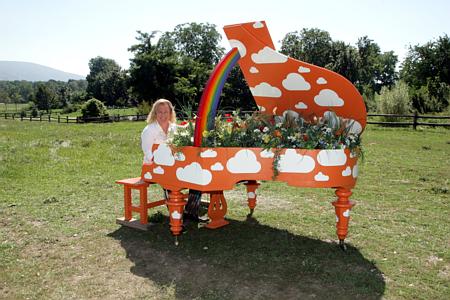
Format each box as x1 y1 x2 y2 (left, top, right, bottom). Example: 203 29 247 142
247 209 254 217
339 239 347 251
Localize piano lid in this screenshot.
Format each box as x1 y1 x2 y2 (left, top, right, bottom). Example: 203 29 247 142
223 21 367 134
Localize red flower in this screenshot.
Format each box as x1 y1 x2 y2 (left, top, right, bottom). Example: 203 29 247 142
180 121 188 126
302 134 309 141
224 113 231 117
226 118 233 123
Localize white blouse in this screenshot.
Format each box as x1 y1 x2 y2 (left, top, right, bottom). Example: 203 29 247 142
141 122 177 163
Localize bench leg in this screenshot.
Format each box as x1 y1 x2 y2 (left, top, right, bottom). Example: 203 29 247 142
139 185 148 224
124 186 132 221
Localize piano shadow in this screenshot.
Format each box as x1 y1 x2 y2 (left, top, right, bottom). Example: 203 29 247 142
108 215 385 299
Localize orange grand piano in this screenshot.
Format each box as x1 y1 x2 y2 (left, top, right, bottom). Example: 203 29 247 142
118 21 366 249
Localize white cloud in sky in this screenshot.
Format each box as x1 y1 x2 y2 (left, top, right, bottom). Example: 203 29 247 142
250 82 282 98
226 150 261 173
153 144 175 166
200 149 217 158
314 89 344 107
176 162 212 185
278 149 315 173
210 162 224 171
251 46 288 64
229 39 246 58
144 172 152 179
343 209 350 218
317 150 347 166
282 73 311 91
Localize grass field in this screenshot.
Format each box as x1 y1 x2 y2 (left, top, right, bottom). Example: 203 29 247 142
0 120 448 299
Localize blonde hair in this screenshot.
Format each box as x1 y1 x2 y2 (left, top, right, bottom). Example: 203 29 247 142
146 99 177 124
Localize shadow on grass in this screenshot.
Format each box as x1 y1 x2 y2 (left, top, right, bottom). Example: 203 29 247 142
108 216 385 299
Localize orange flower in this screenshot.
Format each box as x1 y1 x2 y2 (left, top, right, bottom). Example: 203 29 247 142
273 130 281 137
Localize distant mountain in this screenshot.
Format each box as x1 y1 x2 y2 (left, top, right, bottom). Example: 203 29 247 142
0 61 85 81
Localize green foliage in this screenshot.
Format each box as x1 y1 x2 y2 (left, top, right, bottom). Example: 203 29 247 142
280 32 398 97
400 34 450 112
86 56 128 107
81 98 109 120
281 28 333 67
136 100 152 116
34 83 56 112
171 111 362 154
61 103 79 114
376 81 412 121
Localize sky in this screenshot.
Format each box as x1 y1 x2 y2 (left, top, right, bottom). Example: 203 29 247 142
1 0 449 76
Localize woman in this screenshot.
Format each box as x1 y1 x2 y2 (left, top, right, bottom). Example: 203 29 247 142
141 99 206 223
141 98 177 164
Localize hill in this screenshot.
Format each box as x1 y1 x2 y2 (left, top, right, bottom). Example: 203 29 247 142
0 61 85 81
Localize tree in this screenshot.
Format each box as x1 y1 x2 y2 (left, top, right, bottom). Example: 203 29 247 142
281 28 333 67
34 84 55 112
86 57 128 106
400 34 450 112
326 41 360 83
128 23 224 110
167 22 224 65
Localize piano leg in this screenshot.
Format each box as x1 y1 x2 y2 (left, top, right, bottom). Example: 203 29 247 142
244 181 260 217
205 191 229 229
332 187 356 251
166 190 187 245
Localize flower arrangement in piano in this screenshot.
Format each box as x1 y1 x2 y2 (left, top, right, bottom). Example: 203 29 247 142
171 110 362 156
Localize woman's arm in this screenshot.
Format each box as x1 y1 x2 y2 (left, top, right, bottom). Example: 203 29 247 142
141 125 155 163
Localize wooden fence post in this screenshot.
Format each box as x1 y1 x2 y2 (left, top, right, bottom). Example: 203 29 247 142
413 111 418 130
66 116 69 123
58 115 60 123
48 115 51 122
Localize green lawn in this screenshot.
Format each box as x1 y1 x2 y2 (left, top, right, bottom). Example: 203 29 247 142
0 120 448 299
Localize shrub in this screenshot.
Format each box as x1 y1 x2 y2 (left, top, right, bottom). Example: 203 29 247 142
376 81 412 121
62 103 79 114
137 101 151 116
81 98 109 121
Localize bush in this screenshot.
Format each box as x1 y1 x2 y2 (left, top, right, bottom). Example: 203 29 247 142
137 101 151 116
81 98 109 121
62 103 79 114
31 107 38 118
376 81 412 121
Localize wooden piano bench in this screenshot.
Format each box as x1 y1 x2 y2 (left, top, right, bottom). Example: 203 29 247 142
115 177 166 231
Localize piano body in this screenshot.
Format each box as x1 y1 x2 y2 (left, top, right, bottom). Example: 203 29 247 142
141 21 366 248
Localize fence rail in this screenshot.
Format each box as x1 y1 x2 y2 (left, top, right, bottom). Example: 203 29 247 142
1 111 449 129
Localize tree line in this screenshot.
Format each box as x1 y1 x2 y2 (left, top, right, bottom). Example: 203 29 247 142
1 22 448 115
